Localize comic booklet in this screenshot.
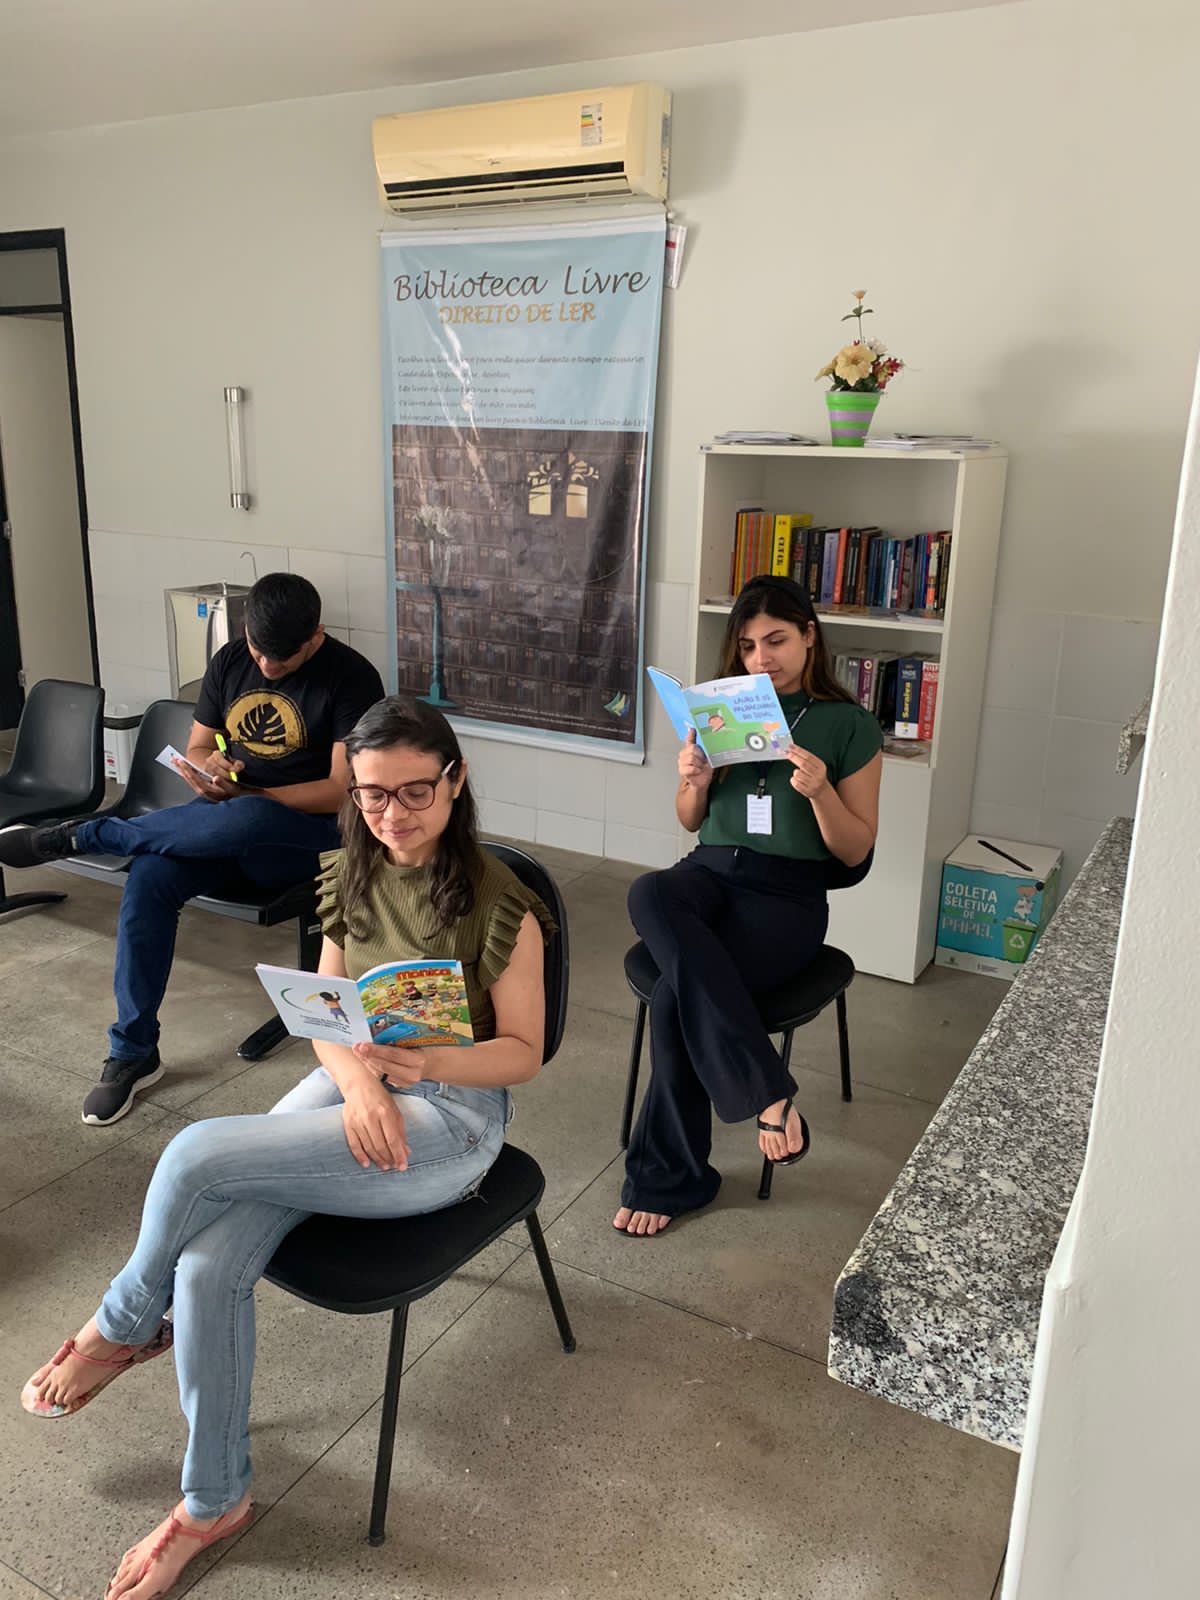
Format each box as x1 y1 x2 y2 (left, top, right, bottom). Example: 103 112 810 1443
646 668 792 766
254 959 473 1048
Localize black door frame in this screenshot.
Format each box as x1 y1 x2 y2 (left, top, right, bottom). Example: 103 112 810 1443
0 228 100 688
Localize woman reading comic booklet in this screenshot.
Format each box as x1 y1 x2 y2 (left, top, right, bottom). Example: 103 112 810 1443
20 697 554 1597
615 576 883 1238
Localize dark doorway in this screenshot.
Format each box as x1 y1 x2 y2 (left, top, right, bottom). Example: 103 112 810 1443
0 228 98 715
0 448 23 726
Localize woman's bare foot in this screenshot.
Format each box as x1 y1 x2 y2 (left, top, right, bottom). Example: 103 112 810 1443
612 1205 671 1236
106 1492 254 1600
23 1316 125 1412
757 1099 808 1163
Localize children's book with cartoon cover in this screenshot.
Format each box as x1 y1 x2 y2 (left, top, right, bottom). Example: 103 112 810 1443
254 959 473 1048
646 667 792 766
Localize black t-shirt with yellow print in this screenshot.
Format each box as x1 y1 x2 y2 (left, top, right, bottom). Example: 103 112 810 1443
194 636 384 794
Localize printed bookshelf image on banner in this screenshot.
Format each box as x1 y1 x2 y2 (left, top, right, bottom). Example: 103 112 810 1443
379 215 666 756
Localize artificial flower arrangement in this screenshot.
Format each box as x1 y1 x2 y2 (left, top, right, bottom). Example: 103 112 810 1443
815 291 904 392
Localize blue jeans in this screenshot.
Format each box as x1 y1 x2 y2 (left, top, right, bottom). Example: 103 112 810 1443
94 1068 509 1518
74 798 340 1060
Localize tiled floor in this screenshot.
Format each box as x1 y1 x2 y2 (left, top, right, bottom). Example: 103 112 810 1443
0 839 1015 1599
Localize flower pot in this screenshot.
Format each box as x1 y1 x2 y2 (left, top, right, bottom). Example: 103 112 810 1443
825 390 881 448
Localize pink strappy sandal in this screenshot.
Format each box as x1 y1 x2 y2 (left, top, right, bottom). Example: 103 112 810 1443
105 1500 254 1600
20 1321 173 1418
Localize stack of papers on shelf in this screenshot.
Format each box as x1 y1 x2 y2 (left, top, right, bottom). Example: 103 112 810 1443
711 430 819 446
867 434 995 451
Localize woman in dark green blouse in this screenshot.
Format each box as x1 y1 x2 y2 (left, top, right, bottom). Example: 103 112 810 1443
615 577 883 1237
20 697 553 1600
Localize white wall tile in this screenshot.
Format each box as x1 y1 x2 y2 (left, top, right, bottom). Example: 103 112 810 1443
646 579 694 681
604 754 681 828
1035 810 1109 890
967 801 1044 846
348 628 388 684
288 547 349 628
981 609 1063 714
462 738 536 804
1042 717 1142 823
535 809 605 857
348 554 389 633
477 797 536 842
972 705 1052 812
142 597 170 673
535 748 607 820
88 529 145 601
325 625 349 644
1054 614 1160 723
603 821 680 869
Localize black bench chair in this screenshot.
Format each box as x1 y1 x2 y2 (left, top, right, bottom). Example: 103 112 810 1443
0 678 105 917
265 840 575 1546
54 698 322 1058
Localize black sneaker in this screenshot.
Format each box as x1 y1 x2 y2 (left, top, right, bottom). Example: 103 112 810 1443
0 820 80 869
81 1050 164 1126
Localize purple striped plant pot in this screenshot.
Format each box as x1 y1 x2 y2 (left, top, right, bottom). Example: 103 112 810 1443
825 390 881 447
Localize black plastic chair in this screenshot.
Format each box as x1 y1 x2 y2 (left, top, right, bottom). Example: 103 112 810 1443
619 941 856 1202
0 678 105 917
264 840 574 1546
54 699 323 1055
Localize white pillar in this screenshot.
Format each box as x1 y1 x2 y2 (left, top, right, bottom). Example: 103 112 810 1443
1003 358 1200 1597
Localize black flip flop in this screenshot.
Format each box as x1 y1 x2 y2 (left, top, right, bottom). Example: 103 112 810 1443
756 1097 811 1166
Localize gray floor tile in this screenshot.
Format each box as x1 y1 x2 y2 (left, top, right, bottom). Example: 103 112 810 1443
783 962 1007 1107
0 1125 522 1599
0 1045 173 1210
545 1066 935 1360
558 874 638 1021
0 1562 53 1600
0 866 116 979
188 1254 1014 1600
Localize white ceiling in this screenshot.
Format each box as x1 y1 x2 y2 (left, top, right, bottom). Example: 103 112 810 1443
0 0 1008 140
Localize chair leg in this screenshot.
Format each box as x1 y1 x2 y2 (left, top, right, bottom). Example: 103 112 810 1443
368 1304 410 1547
618 999 647 1150
756 1027 796 1203
524 1211 577 1354
235 1015 289 1062
297 909 323 969
836 991 853 1102
0 865 66 917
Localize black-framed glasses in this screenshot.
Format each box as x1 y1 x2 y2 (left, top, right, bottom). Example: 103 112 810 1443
349 761 455 814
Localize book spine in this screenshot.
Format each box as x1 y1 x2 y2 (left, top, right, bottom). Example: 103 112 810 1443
876 658 899 731
838 528 857 601
917 658 940 740
894 656 922 737
857 655 874 710
820 530 838 603
806 529 823 599
771 514 791 578
937 532 952 609
897 538 916 611
854 531 873 605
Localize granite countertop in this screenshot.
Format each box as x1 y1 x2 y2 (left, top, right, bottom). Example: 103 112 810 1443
1117 694 1151 775
827 816 1133 1450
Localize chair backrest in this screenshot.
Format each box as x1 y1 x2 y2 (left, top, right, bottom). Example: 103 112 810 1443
481 840 569 1066
113 699 200 817
2 678 105 810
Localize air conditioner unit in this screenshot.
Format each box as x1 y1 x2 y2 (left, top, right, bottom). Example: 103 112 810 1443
373 84 670 215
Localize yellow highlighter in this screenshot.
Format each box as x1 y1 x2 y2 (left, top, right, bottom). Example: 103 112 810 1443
215 732 239 781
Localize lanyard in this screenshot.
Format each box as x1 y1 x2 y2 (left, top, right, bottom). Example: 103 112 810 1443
755 697 811 799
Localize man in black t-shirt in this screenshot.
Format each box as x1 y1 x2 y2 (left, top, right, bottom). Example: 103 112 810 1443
0 573 384 1125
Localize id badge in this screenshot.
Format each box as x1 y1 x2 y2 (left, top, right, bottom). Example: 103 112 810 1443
746 794 773 835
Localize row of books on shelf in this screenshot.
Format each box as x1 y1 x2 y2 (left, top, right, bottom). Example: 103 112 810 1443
832 650 939 746
729 509 952 615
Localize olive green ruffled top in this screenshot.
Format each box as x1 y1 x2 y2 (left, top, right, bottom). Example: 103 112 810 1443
315 848 555 1042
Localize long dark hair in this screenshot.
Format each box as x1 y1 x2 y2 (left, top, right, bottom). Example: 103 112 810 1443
717 576 855 704
338 696 484 938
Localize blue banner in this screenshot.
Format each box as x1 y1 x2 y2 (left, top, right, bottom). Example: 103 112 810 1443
380 214 665 757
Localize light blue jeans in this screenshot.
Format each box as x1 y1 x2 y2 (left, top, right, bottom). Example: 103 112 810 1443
94 1068 508 1518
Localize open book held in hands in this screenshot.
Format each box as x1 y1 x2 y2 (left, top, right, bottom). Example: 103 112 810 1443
647 667 791 767
255 959 474 1048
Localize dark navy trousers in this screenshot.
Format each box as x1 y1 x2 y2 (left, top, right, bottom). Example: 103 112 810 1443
622 845 828 1216
73 797 340 1061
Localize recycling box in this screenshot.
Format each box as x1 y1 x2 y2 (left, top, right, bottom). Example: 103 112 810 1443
935 835 1063 981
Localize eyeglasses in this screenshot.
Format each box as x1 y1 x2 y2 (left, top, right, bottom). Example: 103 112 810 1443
349 761 455 814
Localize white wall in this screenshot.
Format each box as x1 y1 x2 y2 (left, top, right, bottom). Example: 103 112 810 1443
0 0 1191 869
1001 364 1200 1598
0 315 92 686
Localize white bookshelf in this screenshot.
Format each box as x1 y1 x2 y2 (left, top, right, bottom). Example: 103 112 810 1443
689 444 1008 983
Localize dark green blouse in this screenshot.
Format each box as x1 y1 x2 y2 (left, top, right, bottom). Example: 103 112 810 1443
315 849 555 1042
699 693 883 860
